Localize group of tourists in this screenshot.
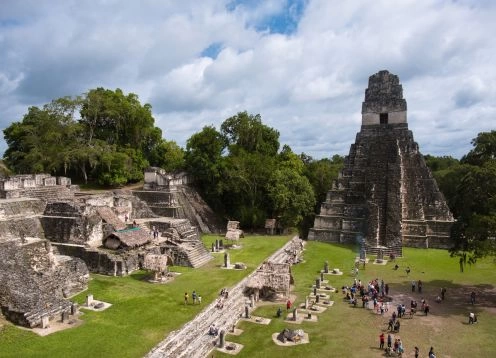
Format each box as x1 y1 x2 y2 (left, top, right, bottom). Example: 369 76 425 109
216 288 229 309
339 270 442 357
184 290 201 305
411 279 423 293
150 225 160 239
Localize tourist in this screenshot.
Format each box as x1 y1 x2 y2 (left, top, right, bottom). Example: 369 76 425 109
276 307 282 318
124 214 128 223
387 333 392 348
394 264 399 270
385 283 389 296
224 290 229 299
184 292 189 305
424 303 430 315
441 287 446 300
435 295 442 303
405 266 411 275
388 318 394 331
379 332 385 349
414 346 419 358
470 291 476 305
286 299 292 311
428 346 436 358
418 280 422 293
411 280 416 292
192 290 197 304
216 298 224 309
469 312 475 324
132 219 137 227
397 339 404 356
209 324 218 336
394 338 399 352
394 320 400 332
197 295 202 304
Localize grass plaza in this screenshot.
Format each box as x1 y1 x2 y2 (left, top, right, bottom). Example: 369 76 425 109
0 235 494 358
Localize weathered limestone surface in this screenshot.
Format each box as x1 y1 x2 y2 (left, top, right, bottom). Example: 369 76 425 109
309 70 454 256
0 174 76 201
134 167 224 234
0 239 88 327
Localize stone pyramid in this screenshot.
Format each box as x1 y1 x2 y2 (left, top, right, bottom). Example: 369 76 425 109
308 70 454 256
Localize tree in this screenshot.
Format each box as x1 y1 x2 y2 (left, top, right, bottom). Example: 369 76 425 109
185 126 226 209
221 111 280 156
436 131 496 262
3 100 81 174
80 88 161 154
267 146 315 228
462 130 496 166
3 88 167 186
149 140 185 172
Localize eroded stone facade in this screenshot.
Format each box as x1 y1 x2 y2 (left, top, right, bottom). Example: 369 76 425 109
134 167 224 233
308 70 454 256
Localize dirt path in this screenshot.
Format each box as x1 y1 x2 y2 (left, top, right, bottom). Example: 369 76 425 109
145 237 303 358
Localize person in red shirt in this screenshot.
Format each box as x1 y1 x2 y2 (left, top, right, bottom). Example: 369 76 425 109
286 299 292 311
379 332 385 349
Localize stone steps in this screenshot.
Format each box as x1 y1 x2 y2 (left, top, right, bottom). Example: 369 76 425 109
184 242 213 268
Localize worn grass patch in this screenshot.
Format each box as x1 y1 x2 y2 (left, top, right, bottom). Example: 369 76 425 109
0 235 291 358
214 242 496 358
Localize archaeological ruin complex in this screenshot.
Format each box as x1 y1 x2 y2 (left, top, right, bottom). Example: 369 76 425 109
308 70 454 256
0 170 217 327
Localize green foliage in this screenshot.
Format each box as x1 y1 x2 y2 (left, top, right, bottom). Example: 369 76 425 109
185 126 226 209
148 140 185 172
427 131 496 261
186 114 316 232
3 88 168 186
461 130 496 166
221 111 280 156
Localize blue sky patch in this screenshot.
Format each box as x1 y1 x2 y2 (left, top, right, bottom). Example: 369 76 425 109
227 0 307 35
201 42 224 59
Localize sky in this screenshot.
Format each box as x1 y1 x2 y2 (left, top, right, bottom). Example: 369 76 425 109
0 0 495 159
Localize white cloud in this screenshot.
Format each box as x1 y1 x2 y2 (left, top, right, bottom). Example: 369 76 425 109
0 0 495 159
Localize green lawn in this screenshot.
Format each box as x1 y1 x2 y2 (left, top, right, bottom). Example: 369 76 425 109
1 238 495 358
215 242 496 358
0 235 291 358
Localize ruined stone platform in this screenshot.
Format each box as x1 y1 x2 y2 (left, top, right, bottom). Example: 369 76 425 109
284 313 318 324
216 341 244 355
272 332 309 346
240 315 271 325
81 300 112 312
